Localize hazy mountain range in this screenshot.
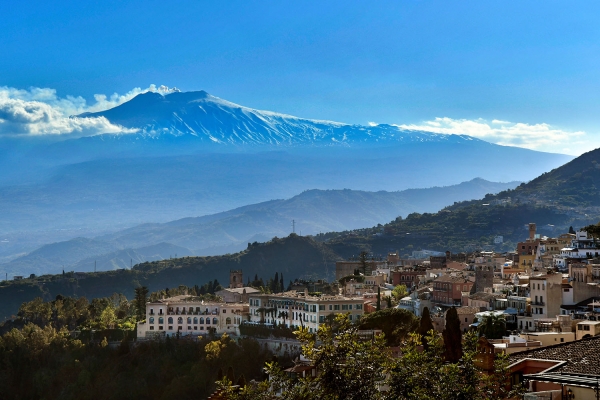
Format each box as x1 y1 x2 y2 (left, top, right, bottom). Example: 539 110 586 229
1 178 519 277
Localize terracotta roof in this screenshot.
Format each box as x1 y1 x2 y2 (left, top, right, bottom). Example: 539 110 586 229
455 306 480 315
509 335 600 375
434 275 469 283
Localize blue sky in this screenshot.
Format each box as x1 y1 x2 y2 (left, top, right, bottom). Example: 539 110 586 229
1 1 599 155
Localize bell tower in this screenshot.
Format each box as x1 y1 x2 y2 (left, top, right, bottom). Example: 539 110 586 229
229 270 243 289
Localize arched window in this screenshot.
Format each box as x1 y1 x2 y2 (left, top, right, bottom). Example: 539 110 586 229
149 317 155 324
168 317 173 324
200 317 204 324
159 317 164 324
226 317 232 325
213 318 218 325
193 317 198 324
177 317 183 324
206 318 210 325
187 317 192 324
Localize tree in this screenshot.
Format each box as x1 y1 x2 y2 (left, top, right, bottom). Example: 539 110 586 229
392 284 408 302
417 307 434 349
478 313 506 339
133 286 148 321
376 287 381 311
569 225 576 234
443 307 462 363
359 251 369 275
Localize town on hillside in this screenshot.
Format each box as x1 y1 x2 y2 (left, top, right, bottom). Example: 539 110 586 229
132 223 600 399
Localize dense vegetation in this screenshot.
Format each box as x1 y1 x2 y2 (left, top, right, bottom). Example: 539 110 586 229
0 289 273 400
218 314 523 400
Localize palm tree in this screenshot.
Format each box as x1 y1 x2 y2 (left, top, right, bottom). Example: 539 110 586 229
478 313 506 339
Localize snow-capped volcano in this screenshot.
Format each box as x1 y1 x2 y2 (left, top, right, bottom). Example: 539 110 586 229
80 90 480 146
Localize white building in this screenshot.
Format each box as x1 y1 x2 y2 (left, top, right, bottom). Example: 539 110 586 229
137 295 246 339
248 291 364 333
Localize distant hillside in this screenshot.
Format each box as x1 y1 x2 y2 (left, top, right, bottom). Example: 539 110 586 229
1 178 519 277
0 234 343 321
492 147 600 207
321 147 600 257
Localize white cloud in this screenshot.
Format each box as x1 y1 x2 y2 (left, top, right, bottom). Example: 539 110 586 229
397 117 587 155
0 84 178 138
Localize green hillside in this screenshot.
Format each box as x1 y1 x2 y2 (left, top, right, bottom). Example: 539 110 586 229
0 234 346 321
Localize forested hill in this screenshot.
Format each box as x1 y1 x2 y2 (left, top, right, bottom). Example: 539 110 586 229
491 147 600 207
0 235 346 321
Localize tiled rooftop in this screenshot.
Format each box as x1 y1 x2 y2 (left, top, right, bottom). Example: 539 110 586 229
509 335 600 375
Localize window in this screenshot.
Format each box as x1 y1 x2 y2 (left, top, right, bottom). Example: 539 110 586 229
150 309 154 315
319 305 325 311
149 317 155 324
159 326 164 330
193 317 198 324
150 326 155 330
213 318 218 324
226 317 231 325
329 305 333 311
223 309 226 313
334 305 340 310
168 317 173 324
187 317 192 324
168 326 173 330
200 317 204 324
356 304 363 310
177 317 183 324
178 326 182 331
342 305 348 310
188 326 191 330
159 317 164 324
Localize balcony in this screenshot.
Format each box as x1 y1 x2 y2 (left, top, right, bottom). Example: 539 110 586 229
531 301 545 306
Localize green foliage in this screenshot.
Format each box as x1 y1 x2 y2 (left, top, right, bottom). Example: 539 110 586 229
222 315 523 400
391 284 408 302
357 308 419 346
478 313 506 340
0 323 272 400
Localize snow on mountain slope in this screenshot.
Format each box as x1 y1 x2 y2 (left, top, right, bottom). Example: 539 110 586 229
80 90 484 146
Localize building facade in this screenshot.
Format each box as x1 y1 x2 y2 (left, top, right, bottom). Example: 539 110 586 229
137 295 246 339
248 291 364 333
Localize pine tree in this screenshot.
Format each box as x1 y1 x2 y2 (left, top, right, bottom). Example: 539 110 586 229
443 306 463 363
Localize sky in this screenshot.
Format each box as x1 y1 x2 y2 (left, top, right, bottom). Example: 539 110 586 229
1 1 599 155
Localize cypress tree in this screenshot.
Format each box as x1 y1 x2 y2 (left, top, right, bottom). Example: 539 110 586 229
443 306 463 363
236 374 247 387
418 307 434 349
226 366 235 383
